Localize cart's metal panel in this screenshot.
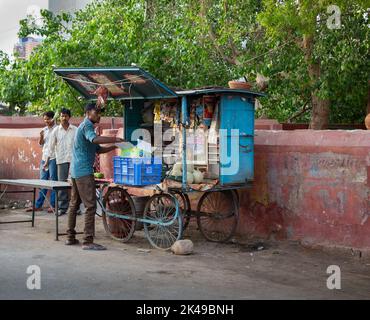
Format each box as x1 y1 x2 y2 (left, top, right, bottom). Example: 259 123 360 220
123 100 144 142
54 67 178 100
219 95 254 185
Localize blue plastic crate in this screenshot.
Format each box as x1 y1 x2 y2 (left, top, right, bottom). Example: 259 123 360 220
113 157 162 186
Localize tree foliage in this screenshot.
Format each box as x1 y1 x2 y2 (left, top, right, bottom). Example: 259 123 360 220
256 0 369 127
0 0 368 126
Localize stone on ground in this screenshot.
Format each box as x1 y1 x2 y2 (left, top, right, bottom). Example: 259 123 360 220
171 239 194 255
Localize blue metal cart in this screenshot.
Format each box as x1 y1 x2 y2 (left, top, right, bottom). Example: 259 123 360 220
55 67 263 249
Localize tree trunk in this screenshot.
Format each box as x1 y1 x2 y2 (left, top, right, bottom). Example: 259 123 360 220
144 0 155 21
310 95 330 129
19 104 27 115
303 35 330 129
8 103 15 114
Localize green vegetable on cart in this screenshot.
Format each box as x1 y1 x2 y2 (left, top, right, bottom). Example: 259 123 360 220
94 172 104 179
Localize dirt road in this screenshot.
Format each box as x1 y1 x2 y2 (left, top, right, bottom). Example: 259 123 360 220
0 209 369 300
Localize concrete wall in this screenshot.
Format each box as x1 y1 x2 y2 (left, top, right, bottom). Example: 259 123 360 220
0 122 369 249
0 128 42 183
0 117 122 191
239 130 370 250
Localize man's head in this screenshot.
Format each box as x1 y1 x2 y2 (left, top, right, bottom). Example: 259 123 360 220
42 111 55 127
85 103 102 124
60 108 71 125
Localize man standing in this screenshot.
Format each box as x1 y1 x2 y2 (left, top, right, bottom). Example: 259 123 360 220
27 111 57 213
45 108 77 216
66 103 124 250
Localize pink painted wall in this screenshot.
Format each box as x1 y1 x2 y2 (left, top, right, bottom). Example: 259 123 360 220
99 129 120 180
1 122 369 249
238 130 370 249
0 128 41 183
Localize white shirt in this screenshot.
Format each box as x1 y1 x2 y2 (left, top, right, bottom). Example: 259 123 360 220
41 125 57 161
47 124 77 165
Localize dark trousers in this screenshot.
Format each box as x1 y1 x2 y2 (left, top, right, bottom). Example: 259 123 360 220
57 162 70 213
66 175 96 244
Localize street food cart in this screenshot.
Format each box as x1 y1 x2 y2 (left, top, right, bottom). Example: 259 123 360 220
54 67 263 249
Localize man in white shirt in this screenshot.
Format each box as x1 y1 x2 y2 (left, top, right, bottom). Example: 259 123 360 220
26 111 58 213
45 108 77 216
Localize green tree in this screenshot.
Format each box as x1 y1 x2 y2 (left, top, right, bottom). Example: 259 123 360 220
187 0 369 127
10 0 234 115
256 0 369 128
0 51 31 114
0 0 368 128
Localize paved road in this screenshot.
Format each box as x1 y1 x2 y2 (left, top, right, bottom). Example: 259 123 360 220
0 210 369 300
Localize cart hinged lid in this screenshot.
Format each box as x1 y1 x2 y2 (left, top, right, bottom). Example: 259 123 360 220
176 88 265 98
54 67 178 100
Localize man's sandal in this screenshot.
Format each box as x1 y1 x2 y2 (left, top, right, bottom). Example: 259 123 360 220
82 243 107 251
65 239 80 245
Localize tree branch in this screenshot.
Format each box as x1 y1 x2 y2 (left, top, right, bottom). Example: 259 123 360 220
287 99 312 123
200 0 241 66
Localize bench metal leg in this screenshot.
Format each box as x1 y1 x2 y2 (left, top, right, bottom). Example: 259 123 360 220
55 192 59 241
32 188 35 227
0 186 34 225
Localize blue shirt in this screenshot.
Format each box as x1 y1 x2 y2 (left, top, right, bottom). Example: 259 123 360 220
71 117 100 179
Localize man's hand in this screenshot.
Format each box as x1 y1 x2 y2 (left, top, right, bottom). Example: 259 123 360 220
115 137 125 143
42 161 49 171
113 137 125 149
98 145 120 154
39 130 45 145
92 136 125 145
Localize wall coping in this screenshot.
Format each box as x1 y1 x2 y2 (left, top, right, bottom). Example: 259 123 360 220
0 116 123 129
255 129 370 147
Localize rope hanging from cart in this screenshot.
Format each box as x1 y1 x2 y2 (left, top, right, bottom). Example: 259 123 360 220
57 73 169 111
59 74 146 86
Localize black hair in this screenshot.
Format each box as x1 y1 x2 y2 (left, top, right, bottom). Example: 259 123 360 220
60 108 71 117
43 111 55 119
84 102 97 113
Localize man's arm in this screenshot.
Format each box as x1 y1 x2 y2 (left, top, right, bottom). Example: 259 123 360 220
97 145 118 154
39 129 45 146
84 121 124 145
92 136 124 145
42 129 57 170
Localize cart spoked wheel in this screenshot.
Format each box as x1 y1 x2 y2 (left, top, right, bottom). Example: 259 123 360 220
196 190 239 242
102 187 136 242
143 193 183 250
170 190 191 232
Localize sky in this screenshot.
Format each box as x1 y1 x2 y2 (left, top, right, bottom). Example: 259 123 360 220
0 0 48 56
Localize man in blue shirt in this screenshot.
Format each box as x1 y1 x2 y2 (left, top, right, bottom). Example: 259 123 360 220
66 103 124 250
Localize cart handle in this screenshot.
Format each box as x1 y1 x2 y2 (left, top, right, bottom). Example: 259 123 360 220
239 144 253 153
